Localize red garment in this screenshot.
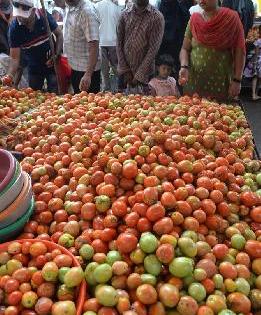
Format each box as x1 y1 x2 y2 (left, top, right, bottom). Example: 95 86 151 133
56 56 71 94
190 7 245 52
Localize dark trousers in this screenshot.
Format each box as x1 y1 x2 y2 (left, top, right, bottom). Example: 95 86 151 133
28 70 57 93
71 69 101 94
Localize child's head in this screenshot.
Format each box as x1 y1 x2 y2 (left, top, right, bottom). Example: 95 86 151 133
156 54 174 79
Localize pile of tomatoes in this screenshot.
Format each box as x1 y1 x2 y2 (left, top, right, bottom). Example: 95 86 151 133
0 87 50 120
0 87 53 149
3 91 261 315
0 241 84 315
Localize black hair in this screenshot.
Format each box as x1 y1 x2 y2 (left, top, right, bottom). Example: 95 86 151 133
156 54 175 68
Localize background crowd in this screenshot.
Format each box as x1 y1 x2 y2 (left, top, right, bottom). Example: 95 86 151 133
0 0 260 101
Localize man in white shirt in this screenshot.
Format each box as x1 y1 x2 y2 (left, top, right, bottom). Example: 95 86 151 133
64 0 100 94
95 0 121 91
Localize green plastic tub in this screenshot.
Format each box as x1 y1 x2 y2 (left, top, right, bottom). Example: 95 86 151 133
0 197 34 243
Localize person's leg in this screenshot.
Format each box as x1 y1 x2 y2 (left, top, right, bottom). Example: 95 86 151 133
71 69 85 94
89 70 101 94
28 72 45 91
101 47 111 91
108 46 118 92
46 72 58 93
252 76 260 100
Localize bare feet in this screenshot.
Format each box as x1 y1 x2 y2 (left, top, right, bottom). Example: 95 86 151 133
252 96 261 101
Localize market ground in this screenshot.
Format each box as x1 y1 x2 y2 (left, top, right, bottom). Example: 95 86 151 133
241 99 261 159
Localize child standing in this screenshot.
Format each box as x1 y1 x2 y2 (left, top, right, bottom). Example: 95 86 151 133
244 26 261 101
149 54 180 97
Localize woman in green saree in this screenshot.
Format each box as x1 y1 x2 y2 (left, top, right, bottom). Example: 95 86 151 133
179 0 246 101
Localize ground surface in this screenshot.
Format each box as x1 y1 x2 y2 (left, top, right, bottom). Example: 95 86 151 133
241 99 261 158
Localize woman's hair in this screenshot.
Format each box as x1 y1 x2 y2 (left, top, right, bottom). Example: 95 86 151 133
156 54 175 68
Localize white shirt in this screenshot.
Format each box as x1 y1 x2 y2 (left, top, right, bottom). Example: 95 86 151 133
95 0 121 47
64 0 101 72
189 4 203 15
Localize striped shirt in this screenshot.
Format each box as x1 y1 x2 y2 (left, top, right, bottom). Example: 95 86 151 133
64 0 101 72
8 9 57 71
117 4 164 84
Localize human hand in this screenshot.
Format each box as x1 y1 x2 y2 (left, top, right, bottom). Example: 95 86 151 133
79 73 91 91
228 81 241 99
46 55 60 68
179 68 189 86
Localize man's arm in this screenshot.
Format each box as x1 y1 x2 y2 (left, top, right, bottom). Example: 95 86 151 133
53 27 63 57
79 7 100 91
86 40 99 76
116 13 130 75
7 47 21 80
134 13 164 83
79 40 99 91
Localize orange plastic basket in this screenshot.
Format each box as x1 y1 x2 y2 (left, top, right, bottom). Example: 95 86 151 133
0 239 86 315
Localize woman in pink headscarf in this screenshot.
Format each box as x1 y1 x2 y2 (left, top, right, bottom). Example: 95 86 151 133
179 0 246 101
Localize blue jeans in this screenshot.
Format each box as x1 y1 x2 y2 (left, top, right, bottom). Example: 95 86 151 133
28 70 57 93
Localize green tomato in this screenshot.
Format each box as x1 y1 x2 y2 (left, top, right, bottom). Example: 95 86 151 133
185 135 196 145
218 310 236 315
106 251 122 265
64 267 84 288
95 195 111 212
256 189 261 196
193 121 201 129
83 312 97 315
178 237 197 257
93 264 112 283
248 272 256 287
231 234 246 250
141 274 157 286
243 229 256 240
58 233 75 248
21 291 38 308
6 259 23 275
213 274 224 289
178 116 188 125
42 262 58 282
223 254 236 264
144 255 162 276
95 285 118 307
169 257 194 278
181 231 198 242
188 282 206 302
57 284 74 301
139 232 158 254
164 117 174 125
85 262 98 286
58 267 70 283
183 275 195 287
0 265 8 276
130 248 145 264
235 277 250 295
138 145 150 157
194 268 207 281
80 244 94 260
135 173 146 184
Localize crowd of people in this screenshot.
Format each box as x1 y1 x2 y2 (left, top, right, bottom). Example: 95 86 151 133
0 0 260 101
